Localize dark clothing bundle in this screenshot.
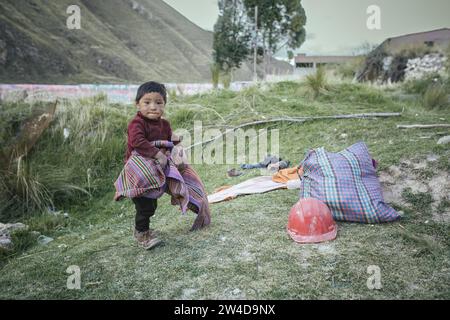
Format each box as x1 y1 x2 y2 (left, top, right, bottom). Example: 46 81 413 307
240 154 290 170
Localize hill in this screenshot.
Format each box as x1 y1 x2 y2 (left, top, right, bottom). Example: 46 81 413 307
0 0 290 84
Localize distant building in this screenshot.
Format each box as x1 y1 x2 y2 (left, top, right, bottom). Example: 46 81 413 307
381 28 450 53
294 54 356 69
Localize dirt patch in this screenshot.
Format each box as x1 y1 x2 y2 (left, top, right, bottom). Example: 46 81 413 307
379 154 450 222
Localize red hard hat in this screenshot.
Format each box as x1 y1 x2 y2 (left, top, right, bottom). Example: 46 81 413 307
287 198 337 243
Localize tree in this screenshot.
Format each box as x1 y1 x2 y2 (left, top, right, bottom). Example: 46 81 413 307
243 0 307 77
213 0 252 74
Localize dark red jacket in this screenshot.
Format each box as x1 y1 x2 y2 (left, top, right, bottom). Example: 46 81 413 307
125 112 174 162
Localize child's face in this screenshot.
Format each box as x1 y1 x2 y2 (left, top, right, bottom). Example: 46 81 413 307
136 92 165 120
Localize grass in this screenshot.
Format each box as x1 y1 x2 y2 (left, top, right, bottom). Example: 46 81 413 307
0 81 449 299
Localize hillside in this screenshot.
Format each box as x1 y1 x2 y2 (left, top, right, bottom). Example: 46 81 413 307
0 0 290 84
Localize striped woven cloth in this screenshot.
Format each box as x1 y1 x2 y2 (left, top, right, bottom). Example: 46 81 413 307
299 142 399 223
114 150 211 229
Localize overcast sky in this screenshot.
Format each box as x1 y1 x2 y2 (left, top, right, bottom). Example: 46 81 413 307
162 0 450 56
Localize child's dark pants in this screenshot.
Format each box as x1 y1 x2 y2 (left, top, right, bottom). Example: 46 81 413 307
132 197 157 232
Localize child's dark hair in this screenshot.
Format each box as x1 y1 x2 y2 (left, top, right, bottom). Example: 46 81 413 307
135 81 167 104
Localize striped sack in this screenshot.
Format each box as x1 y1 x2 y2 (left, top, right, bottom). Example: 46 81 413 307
299 141 399 223
114 151 211 227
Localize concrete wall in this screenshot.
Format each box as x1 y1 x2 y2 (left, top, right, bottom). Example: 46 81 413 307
0 82 254 104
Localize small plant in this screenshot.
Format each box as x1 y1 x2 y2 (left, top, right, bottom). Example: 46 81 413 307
305 67 328 98
401 187 433 214
1 155 54 217
27 211 67 235
167 88 178 102
221 70 232 90
211 64 220 89
422 83 449 110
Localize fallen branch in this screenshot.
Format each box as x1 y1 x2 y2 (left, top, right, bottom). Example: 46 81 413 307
397 124 450 129
0 100 58 169
186 112 401 150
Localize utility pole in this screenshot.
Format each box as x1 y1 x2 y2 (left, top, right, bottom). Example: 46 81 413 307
253 5 258 83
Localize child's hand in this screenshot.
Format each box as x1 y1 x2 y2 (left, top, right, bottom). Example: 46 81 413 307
155 151 168 169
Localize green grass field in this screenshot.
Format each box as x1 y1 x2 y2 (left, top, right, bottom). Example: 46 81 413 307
0 80 449 299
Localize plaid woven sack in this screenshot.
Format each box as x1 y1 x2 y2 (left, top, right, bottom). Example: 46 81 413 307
299 141 400 223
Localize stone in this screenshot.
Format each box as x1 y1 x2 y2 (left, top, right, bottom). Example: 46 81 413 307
437 136 450 145
37 235 54 245
426 154 440 162
0 235 12 249
0 222 27 236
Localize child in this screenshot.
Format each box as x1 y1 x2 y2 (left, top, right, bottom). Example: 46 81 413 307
114 81 211 250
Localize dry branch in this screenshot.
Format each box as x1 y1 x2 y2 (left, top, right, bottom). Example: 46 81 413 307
397 124 450 129
186 112 402 150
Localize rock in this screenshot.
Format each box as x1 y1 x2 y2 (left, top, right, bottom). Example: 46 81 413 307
232 288 241 295
37 235 54 245
404 53 447 81
426 154 440 162
0 222 28 236
0 235 12 249
63 128 70 140
437 135 450 145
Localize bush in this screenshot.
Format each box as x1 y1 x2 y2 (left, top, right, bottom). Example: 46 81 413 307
221 71 232 90
403 73 444 95
305 67 328 98
422 84 449 110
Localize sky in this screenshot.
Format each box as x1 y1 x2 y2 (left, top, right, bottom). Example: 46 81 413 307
162 0 450 57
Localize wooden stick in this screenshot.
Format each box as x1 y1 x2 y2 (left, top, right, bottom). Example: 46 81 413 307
397 124 450 129
186 112 402 150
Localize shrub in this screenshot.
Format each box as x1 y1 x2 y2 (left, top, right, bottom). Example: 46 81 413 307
221 71 232 90
422 84 449 110
403 73 444 95
167 88 178 102
305 67 328 98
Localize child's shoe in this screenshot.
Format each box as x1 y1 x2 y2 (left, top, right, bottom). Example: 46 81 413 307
134 229 162 250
